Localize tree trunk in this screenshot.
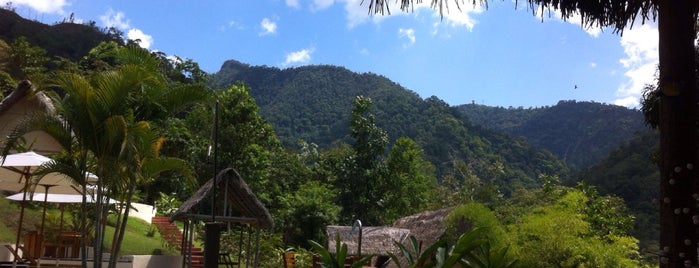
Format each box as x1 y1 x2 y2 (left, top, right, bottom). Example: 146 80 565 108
108 183 134 268
107 200 123 268
93 175 105 268
657 0 697 267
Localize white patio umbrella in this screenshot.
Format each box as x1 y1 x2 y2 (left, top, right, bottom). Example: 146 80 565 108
7 192 94 203
0 151 94 261
6 189 116 234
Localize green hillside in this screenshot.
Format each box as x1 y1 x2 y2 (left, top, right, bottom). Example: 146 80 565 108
210 60 570 193
457 100 646 170
0 8 120 62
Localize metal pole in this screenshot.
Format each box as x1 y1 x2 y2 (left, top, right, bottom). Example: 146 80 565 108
212 98 219 222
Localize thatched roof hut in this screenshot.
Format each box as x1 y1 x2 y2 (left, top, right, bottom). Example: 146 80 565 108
324 207 456 267
170 167 273 229
391 207 455 249
0 80 62 154
170 168 273 268
325 226 410 255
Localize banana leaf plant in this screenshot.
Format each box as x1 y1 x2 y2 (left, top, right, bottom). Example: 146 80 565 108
387 227 491 268
309 234 374 268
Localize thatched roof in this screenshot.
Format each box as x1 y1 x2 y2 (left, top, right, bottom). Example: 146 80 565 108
325 207 455 257
169 167 273 229
326 225 410 255
391 207 455 250
0 80 62 154
0 80 55 114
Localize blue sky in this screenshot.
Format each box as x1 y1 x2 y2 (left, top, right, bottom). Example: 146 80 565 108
3 0 659 108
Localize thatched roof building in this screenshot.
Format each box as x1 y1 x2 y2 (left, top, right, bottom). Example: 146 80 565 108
170 168 273 268
391 207 455 249
170 167 273 229
0 80 62 154
325 207 456 267
326 226 410 255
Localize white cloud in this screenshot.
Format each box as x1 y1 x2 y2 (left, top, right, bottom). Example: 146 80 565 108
613 96 639 107
312 0 334 11
1 0 68 14
535 8 602 38
286 0 300 8
439 3 484 31
260 17 277 35
342 0 482 30
100 8 130 30
614 24 658 107
99 9 155 50
284 0 334 11
565 13 602 37
219 20 245 32
127 28 153 49
589 62 597 68
398 28 416 45
344 0 381 28
283 48 314 66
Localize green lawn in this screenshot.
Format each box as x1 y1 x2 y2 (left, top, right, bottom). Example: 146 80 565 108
0 196 176 256
103 216 178 256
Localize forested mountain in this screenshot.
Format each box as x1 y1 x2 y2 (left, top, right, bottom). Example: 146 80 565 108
0 8 120 62
210 60 569 193
457 101 646 170
578 130 659 244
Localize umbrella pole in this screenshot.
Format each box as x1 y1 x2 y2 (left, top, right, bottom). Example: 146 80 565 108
38 184 55 236
13 173 31 262
59 204 65 233
14 200 26 262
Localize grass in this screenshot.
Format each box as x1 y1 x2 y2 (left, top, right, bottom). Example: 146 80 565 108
103 215 178 256
0 195 176 256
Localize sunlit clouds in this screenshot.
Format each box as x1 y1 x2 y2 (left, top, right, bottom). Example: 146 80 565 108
127 29 153 49
614 24 658 107
260 17 277 35
286 0 300 9
311 0 334 11
398 28 416 46
100 9 129 29
0 0 68 14
534 8 602 38
100 8 153 49
283 48 314 66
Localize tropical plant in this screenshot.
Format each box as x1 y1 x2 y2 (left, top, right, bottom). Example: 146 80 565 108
467 243 517 268
155 192 182 217
387 228 492 268
308 234 374 268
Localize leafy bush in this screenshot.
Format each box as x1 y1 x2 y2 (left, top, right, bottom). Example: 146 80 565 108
387 228 515 268
309 234 373 268
155 192 181 217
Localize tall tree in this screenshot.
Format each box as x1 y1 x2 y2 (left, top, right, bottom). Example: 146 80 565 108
382 137 436 222
340 96 388 224
365 1 697 266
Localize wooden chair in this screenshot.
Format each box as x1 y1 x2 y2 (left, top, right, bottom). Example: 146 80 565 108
282 251 296 268
218 252 238 268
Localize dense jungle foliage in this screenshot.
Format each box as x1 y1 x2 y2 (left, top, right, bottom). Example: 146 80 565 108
457 100 646 170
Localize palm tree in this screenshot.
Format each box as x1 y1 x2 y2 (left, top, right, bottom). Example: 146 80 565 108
366 1 697 267
106 122 194 268
3 45 210 268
